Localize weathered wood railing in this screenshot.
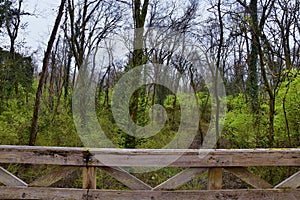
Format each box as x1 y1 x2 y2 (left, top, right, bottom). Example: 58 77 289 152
0 145 300 199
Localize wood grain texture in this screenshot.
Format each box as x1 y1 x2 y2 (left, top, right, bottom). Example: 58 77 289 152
275 171 300 189
1 146 300 199
29 166 78 187
226 167 273 189
153 168 208 190
0 187 299 200
0 146 300 167
100 167 152 190
208 168 223 190
82 167 96 189
0 167 28 187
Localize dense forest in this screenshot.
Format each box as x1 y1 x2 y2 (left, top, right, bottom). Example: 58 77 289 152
0 0 300 188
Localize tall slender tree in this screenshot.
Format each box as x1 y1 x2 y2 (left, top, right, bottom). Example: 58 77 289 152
29 0 66 146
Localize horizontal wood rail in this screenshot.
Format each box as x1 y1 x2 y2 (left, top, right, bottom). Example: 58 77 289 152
1 145 300 167
0 145 300 199
1 187 300 200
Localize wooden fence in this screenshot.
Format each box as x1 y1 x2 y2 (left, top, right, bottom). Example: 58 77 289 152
0 145 300 199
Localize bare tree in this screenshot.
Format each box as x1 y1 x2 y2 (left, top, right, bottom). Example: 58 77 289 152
260 0 300 147
5 0 30 95
66 0 121 69
29 0 66 146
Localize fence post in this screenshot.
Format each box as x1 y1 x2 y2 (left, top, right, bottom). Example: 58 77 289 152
208 168 223 190
82 167 96 189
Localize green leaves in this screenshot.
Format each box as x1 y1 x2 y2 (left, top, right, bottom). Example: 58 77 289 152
0 48 34 112
224 71 300 149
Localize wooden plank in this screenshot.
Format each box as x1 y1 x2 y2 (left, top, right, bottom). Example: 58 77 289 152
29 166 78 187
100 167 152 190
0 145 85 166
0 187 87 200
1 146 300 167
275 171 300 189
208 168 223 190
82 167 96 189
90 148 300 167
0 167 28 187
153 168 208 190
226 167 273 189
0 187 300 200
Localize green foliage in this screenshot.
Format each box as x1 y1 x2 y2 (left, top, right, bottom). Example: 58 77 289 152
224 94 257 148
0 48 34 108
197 92 211 122
35 109 81 147
223 71 300 149
0 97 33 145
97 106 125 147
0 0 299 191
223 77 300 184
274 70 300 147
1 68 300 189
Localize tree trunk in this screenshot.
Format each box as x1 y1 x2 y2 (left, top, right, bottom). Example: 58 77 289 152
259 40 275 148
247 0 259 113
189 67 203 148
64 52 72 99
215 0 224 148
283 84 291 146
268 95 275 147
49 52 56 111
29 0 66 146
125 0 149 148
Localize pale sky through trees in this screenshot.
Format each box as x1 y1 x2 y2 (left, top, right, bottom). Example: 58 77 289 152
22 0 209 51
23 0 60 50
20 0 209 67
